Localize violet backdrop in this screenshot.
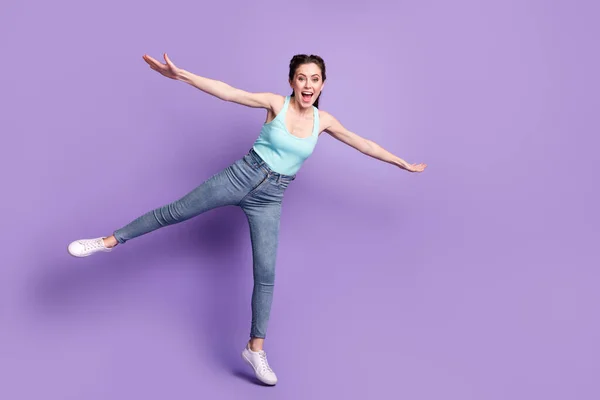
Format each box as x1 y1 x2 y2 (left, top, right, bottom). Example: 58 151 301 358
2 0 598 399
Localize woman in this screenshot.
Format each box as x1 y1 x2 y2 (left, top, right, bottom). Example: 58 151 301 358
67 53 427 385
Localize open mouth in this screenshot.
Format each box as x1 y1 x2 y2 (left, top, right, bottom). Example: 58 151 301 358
301 91 313 102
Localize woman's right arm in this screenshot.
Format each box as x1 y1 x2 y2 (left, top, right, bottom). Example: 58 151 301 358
177 69 278 109
143 53 279 110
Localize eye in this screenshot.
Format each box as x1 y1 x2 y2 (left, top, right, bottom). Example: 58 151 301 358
312 77 319 82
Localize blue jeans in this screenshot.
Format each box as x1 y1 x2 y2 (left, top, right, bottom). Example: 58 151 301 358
113 148 295 339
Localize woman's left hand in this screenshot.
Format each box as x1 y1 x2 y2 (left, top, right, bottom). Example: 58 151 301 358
143 53 181 80
405 163 427 172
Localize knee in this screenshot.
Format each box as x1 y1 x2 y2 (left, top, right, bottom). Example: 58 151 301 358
254 265 276 286
154 201 187 225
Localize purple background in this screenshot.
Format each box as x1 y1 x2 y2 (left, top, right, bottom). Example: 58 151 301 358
2 0 598 398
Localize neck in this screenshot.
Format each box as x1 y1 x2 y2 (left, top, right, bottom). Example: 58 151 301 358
289 96 312 117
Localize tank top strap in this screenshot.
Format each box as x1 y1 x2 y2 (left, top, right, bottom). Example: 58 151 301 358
312 106 319 137
281 95 291 115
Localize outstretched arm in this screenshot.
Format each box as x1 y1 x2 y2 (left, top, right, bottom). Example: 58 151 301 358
321 111 427 173
142 53 280 110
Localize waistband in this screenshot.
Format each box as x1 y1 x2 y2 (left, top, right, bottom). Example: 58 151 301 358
248 148 296 183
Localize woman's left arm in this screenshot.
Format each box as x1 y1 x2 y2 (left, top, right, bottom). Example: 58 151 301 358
321 111 427 173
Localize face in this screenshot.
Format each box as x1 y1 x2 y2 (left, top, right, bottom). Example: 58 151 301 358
289 63 325 107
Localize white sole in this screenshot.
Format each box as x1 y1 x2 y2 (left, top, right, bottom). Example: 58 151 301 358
68 251 92 258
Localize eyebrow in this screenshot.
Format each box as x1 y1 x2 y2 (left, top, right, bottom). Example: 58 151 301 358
297 73 321 77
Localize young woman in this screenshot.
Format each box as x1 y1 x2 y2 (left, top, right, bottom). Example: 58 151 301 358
67 53 427 385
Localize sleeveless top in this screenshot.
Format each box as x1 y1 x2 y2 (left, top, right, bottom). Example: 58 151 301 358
252 96 320 176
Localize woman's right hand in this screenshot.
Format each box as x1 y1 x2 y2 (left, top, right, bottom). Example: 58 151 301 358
142 53 181 80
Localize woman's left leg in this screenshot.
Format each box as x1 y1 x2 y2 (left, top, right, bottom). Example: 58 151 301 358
239 197 283 386
242 199 283 344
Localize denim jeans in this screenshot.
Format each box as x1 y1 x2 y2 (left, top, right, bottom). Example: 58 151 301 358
113 148 295 339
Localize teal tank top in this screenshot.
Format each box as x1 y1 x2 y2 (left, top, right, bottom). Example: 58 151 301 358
252 96 320 176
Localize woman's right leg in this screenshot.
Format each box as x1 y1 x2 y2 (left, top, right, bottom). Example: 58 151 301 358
113 167 243 244
68 159 255 257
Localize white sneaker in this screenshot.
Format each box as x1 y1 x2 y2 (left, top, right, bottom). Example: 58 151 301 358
68 237 113 257
241 344 278 386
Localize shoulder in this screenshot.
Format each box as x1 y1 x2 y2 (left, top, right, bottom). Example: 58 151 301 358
268 94 288 116
318 109 331 122
267 93 287 110
317 109 337 131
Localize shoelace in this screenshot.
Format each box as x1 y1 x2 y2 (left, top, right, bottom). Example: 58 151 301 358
82 239 104 251
259 351 274 373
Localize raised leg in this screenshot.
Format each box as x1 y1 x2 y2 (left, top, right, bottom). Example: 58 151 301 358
113 167 241 244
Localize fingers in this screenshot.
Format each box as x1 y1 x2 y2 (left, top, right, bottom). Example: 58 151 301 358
407 163 427 172
142 54 161 68
142 53 176 73
164 53 177 69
